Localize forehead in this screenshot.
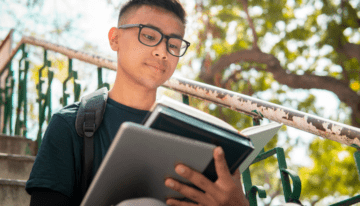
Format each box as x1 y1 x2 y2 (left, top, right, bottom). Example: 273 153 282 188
126 5 185 38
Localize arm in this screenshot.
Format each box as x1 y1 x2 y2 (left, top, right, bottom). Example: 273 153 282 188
30 188 72 206
26 114 81 205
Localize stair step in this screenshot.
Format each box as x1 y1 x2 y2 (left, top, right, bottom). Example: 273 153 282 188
0 153 35 180
0 134 38 156
0 178 30 206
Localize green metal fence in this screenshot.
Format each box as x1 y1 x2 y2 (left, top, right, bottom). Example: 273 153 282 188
1 30 360 206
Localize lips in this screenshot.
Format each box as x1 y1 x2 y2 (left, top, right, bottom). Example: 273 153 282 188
145 62 165 72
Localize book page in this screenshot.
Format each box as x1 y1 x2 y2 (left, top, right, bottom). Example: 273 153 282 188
152 95 238 132
238 122 283 173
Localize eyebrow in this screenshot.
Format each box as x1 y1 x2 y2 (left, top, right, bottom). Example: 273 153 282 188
144 23 183 39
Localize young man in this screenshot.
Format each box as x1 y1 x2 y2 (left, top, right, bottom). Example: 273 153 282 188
25 0 250 205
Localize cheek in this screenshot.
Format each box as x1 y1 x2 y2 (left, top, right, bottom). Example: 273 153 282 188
165 62 178 77
118 41 146 64
119 33 145 52
170 59 179 71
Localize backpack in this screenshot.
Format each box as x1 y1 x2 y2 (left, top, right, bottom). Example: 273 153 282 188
74 87 109 200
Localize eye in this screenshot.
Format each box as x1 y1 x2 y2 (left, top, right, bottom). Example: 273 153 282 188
169 44 178 49
144 34 155 41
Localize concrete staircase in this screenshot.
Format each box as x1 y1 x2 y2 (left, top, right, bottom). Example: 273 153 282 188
0 134 38 206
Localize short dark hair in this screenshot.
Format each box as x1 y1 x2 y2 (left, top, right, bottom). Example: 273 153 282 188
118 0 187 27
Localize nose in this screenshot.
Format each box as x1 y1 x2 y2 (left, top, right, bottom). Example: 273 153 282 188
152 38 168 60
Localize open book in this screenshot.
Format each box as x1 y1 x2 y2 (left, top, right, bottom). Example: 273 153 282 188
238 122 283 173
81 96 283 206
142 95 283 175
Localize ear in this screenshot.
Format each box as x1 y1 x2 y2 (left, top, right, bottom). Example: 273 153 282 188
108 27 119 51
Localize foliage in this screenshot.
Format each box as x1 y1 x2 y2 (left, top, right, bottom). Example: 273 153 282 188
30 58 67 85
1 0 359 205
0 0 86 47
299 138 359 201
186 0 360 205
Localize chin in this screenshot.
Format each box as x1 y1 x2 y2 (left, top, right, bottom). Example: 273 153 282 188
139 79 164 90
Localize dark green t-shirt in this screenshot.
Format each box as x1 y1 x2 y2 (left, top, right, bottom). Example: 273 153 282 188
25 97 150 204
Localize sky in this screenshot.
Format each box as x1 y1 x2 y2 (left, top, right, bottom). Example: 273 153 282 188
0 0 360 203
0 0 352 156
1 0 348 163
1 1 358 204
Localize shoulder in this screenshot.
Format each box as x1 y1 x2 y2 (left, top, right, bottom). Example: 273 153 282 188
42 101 82 137
51 102 81 123
55 102 81 118
44 102 81 136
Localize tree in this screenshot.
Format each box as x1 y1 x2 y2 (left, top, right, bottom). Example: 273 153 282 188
181 0 359 205
0 0 81 42
0 0 116 138
2 0 359 204
299 138 359 205
193 0 359 127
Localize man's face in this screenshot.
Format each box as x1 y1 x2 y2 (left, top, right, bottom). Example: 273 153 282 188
109 5 185 91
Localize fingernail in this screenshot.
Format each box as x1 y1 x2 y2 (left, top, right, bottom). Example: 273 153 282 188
166 180 174 188
176 165 185 174
217 147 223 155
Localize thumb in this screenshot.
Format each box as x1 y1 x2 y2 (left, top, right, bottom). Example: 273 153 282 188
214 146 232 183
231 168 243 189
231 168 241 180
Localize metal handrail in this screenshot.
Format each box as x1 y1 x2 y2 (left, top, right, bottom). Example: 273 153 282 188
1 32 360 206
1 35 360 148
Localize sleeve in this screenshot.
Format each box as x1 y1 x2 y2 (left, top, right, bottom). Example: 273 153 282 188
30 187 71 206
25 114 80 200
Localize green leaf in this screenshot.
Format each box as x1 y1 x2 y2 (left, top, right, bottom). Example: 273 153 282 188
216 7 239 22
287 27 312 40
342 1 360 28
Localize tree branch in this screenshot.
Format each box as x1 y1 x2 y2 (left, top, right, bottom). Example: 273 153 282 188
221 69 255 96
340 62 350 85
199 48 360 126
221 69 242 88
336 42 360 62
239 0 259 50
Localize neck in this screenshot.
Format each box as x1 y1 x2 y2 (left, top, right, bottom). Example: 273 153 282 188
108 86 156 111
108 68 157 111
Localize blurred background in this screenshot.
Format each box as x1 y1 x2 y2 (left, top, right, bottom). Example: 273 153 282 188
1 0 359 205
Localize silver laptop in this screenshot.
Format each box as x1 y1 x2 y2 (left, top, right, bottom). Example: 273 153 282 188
80 122 216 206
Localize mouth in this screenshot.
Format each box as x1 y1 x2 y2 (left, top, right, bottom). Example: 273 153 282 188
145 63 165 73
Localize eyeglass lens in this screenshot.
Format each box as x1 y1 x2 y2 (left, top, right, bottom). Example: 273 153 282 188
140 27 187 57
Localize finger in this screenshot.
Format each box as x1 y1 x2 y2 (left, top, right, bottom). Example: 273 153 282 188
164 178 210 205
172 164 216 195
231 168 243 189
214 146 232 182
231 168 240 180
166 198 199 206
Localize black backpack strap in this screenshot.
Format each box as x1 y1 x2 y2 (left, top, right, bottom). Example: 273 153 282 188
75 87 108 200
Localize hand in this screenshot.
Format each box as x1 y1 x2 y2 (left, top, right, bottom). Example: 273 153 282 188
164 146 250 206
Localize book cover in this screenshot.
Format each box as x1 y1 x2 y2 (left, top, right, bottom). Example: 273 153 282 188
142 104 254 182
143 96 282 177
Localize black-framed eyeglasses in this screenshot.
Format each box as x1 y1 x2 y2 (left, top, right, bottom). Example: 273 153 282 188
117 24 190 57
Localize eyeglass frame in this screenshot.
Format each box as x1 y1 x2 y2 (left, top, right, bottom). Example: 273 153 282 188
117 24 190 57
